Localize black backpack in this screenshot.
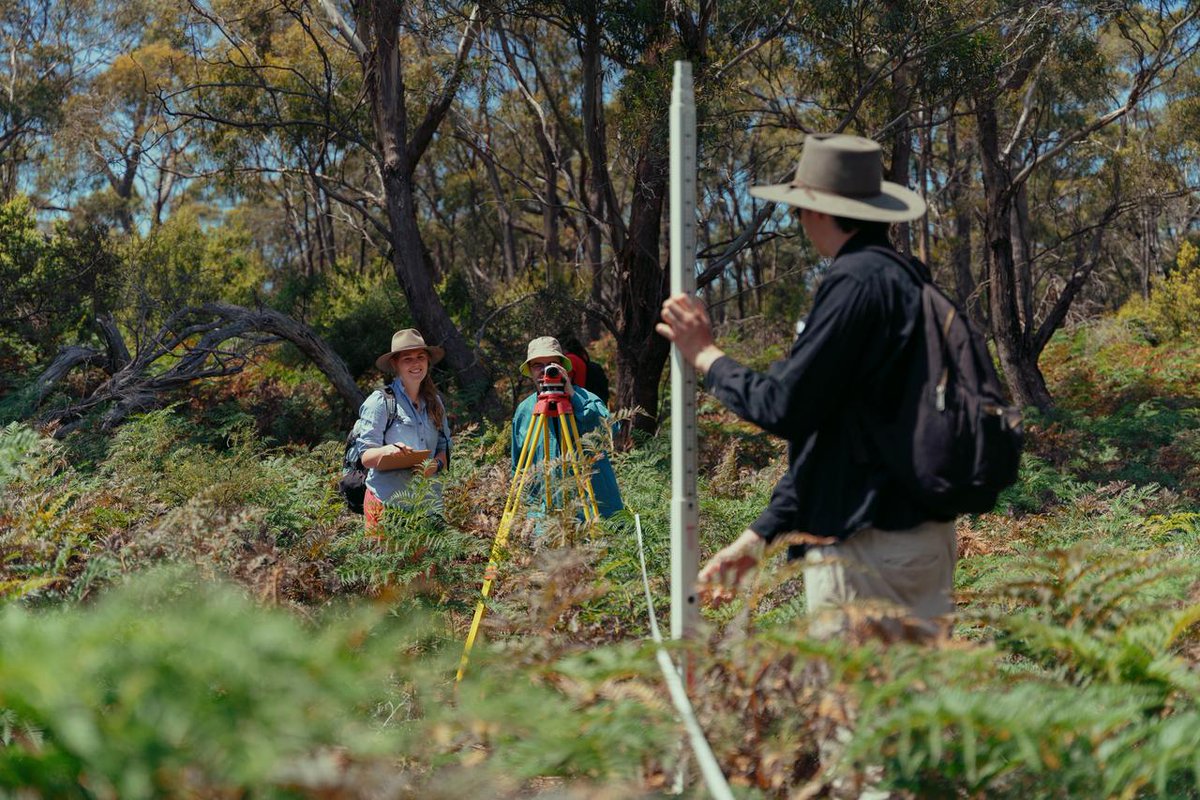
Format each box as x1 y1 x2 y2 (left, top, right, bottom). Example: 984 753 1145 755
868 247 1024 517
337 386 397 514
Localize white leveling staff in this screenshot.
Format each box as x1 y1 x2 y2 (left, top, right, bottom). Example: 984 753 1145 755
670 59 700 644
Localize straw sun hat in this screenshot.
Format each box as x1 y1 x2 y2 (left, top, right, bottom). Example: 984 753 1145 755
374 329 445 374
749 134 926 223
520 336 572 376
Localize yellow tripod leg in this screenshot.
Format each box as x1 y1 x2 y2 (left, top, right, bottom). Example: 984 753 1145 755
556 414 596 522
563 413 601 521
508 412 545 515
541 412 555 509
456 412 547 682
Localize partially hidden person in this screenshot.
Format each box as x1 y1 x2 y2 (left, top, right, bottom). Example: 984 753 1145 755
557 332 611 406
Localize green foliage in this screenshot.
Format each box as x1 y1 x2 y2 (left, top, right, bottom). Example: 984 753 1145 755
477 277 595 390
1038 322 1200 497
332 487 483 592
853 680 1192 798
1118 239 1200 344
967 545 1200 691
193 355 349 446
0 423 42 492
0 197 121 368
117 213 269 326
1 407 352 606
442 641 672 783
837 541 1200 798
0 570 400 798
302 264 410 380
996 451 1081 514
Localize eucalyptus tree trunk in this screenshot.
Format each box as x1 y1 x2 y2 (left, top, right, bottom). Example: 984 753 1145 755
352 0 503 418
578 0 706 436
613 143 672 433
945 113 980 324
580 9 609 344
976 103 1053 412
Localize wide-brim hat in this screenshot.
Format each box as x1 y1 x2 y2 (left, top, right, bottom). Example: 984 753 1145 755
375 328 445 373
749 133 926 223
520 336 572 376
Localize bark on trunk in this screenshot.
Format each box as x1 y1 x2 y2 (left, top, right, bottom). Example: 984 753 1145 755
362 0 503 419
976 102 1053 411
35 304 366 436
613 144 671 435
35 346 107 408
886 52 914 256
946 115 979 323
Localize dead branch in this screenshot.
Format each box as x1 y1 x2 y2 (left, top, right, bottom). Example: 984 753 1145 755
33 304 365 438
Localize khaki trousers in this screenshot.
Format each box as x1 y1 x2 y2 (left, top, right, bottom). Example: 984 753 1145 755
803 519 957 639
803 520 957 797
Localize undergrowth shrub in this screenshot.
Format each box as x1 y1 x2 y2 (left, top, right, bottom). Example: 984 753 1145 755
0 572 670 800
332 486 482 594
995 451 1081 514
0 423 40 491
1118 239 1200 344
834 540 1200 799
303 265 410 379
2 408 377 605
0 570 401 798
3 320 1200 800
191 353 348 447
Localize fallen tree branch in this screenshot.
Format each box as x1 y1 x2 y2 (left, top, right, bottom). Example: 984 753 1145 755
34 303 365 437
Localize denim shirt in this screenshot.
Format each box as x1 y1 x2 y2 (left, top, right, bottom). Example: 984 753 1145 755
352 380 451 507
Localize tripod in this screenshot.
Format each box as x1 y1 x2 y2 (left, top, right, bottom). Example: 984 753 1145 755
456 383 601 682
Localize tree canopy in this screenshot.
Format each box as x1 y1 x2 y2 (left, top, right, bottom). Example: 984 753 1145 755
2 0 1200 428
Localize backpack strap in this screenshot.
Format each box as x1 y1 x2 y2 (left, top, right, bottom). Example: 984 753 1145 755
345 386 399 471
381 385 398 435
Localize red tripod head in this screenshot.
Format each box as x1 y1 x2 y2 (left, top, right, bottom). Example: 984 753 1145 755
533 386 574 416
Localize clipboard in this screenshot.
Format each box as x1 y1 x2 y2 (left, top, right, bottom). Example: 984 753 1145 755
376 448 433 471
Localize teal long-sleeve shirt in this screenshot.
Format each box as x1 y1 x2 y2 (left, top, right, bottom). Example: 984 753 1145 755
510 385 624 519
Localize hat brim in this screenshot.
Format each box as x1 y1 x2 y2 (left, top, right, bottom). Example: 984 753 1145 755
520 354 572 377
749 180 926 222
375 345 446 374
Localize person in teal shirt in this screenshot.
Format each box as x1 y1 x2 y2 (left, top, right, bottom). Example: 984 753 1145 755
511 336 623 519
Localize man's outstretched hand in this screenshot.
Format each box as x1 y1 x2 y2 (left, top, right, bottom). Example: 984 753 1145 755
697 529 765 607
657 294 726 375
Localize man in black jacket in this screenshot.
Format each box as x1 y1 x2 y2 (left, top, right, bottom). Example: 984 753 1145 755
657 133 956 637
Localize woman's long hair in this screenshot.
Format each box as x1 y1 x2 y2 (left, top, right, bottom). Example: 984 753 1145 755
418 373 445 430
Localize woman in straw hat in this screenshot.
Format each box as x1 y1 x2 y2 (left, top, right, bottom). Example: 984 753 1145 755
352 328 452 531
512 336 623 519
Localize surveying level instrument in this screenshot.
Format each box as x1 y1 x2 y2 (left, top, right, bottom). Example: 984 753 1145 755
456 378 601 682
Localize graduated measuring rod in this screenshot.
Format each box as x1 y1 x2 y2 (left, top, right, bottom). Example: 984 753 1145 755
456 382 600 682
670 61 700 643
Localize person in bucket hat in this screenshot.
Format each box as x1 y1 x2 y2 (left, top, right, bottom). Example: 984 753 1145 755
520 336 572 377
657 133 956 640
352 329 452 532
511 336 623 519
